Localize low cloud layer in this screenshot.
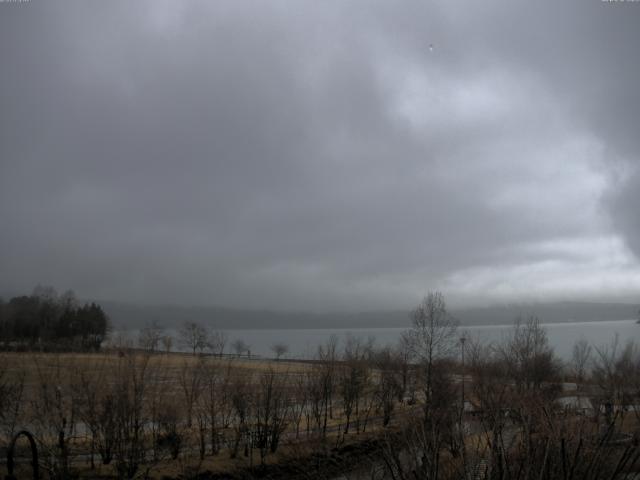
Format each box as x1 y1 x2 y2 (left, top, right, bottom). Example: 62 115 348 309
1 0 639 311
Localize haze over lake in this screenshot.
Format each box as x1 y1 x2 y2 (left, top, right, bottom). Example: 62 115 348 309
125 319 639 361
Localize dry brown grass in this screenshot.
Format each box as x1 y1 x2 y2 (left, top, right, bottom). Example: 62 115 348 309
0 350 312 385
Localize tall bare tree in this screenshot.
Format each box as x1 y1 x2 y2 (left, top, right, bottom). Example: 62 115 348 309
407 292 458 414
571 337 592 382
498 316 558 391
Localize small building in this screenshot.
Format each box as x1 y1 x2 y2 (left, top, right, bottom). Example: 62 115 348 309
560 382 578 392
556 396 593 415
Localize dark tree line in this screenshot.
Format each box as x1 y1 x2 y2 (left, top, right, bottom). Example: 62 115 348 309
0 286 110 350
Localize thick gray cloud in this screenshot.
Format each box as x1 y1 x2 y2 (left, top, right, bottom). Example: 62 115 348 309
1 0 639 311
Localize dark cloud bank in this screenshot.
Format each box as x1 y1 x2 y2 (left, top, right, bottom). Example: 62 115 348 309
1 0 639 314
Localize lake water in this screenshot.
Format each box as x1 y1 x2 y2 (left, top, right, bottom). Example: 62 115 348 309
125 319 639 361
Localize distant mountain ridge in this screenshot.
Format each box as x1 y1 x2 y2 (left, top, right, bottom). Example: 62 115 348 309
99 300 640 330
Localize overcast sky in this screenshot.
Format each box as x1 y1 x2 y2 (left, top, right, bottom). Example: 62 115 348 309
1 0 639 311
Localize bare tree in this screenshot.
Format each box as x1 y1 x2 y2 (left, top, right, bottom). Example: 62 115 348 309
209 330 228 357
30 354 76 478
271 342 289 360
339 335 370 434
58 289 78 311
112 353 151 480
145 356 171 462
254 368 290 465
0 355 25 441
179 321 209 355
373 347 402 427
161 335 173 353
198 360 223 455
229 372 253 459
178 357 205 428
467 338 512 476
156 400 182 460
137 320 164 353
306 368 324 437
407 292 458 414
593 336 639 426
316 335 339 437
498 315 559 391
231 338 249 357
74 356 114 469
290 373 308 439
379 365 458 480
571 337 592 382
395 332 414 403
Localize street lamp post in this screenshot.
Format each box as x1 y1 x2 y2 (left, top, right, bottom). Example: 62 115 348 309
460 335 466 411
460 335 467 476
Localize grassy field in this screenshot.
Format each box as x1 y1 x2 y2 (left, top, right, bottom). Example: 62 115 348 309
2 348 638 479
0 349 412 479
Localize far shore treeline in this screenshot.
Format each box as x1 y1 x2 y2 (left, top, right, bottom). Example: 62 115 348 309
102 299 640 331
0 285 109 351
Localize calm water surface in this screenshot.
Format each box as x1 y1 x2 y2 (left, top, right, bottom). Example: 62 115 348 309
222 320 639 360
130 319 639 361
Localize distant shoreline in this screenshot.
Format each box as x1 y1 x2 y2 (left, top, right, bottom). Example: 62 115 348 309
114 318 638 331
103 299 640 331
